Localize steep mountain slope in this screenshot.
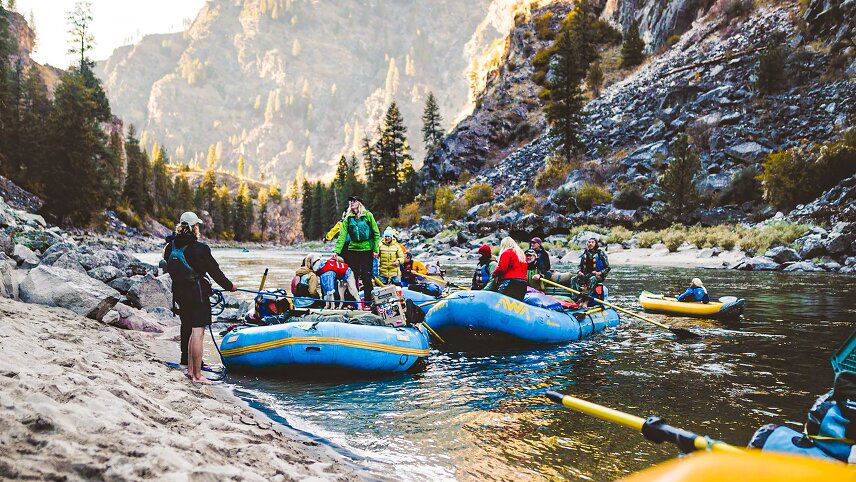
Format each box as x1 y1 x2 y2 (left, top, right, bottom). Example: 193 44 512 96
96 0 526 182
5 10 61 92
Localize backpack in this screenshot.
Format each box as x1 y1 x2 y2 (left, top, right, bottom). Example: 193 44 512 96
166 241 199 284
347 216 371 242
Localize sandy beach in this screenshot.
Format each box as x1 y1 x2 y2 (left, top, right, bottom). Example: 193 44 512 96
0 297 359 481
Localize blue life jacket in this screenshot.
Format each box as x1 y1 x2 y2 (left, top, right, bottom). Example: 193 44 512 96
676 287 710 303
165 241 199 284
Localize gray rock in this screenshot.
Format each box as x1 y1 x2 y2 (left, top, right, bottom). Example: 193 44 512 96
216 308 242 322
0 259 16 299
102 309 120 325
53 252 87 273
124 260 158 277
826 233 856 254
823 261 842 271
570 231 604 245
87 265 123 283
764 246 801 264
145 306 179 324
107 276 139 294
783 261 824 272
417 216 443 237
12 230 61 252
737 256 781 271
846 256 856 267
19 265 120 320
111 303 164 333
12 244 39 268
92 249 131 270
799 237 826 259
126 274 172 310
725 142 772 163
19 212 46 228
0 231 12 256
40 242 78 264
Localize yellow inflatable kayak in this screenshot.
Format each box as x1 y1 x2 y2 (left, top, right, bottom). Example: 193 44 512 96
639 291 745 319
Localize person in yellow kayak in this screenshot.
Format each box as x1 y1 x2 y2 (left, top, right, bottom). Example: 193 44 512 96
675 278 710 303
378 227 405 285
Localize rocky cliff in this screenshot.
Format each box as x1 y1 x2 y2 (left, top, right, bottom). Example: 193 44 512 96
95 0 526 182
5 10 61 92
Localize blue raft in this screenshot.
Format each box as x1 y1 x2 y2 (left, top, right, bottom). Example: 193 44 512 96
401 287 441 314
424 290 620 345
219 321 431 374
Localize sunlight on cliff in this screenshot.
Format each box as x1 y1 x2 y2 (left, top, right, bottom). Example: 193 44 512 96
459 0 555 124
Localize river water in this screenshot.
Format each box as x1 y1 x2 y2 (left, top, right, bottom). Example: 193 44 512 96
144 248 856 480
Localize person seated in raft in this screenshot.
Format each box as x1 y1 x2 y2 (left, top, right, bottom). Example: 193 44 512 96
293 253 322 300
529 237 551 277
525 248 547 292
378 227 405 285
401 252 427 285
492 237 528 301
317 254 360 309
676 278 710 303
426 260 446 279
573 237 611 309
472 244 498 290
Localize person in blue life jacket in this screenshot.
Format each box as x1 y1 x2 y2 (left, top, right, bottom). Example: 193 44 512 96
676 277 710 303
162 212 237 384
334 196 380 311
570 237 610 308
472 244 498 290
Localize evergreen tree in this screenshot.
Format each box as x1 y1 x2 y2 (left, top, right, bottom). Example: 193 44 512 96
661 134 701 222
197 168 217 212
237 154 245 177
561 0 598 69
376 102 411 216
300 180 314 239
14 66 51 193
104 130 124 207
361 134 378 208
67 0 95 70
122 125 151 216
206 144 217 169
320 182 336 233
620 21 645 68
216 185 232 239
398 159 417 205
174 172 194 214
586 60 604 98
544 30 585 161
756 42 786 95
421 92 444 150
151 144 173 218
0 9 18 180
257 188 269 240
233 182 253 241
44 69 112 224
311 181 324 240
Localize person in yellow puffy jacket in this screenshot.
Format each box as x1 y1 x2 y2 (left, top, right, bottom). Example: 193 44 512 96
377 227 405 285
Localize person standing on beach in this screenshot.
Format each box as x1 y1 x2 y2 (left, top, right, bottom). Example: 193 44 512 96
163 212 237 384
335 196 380 311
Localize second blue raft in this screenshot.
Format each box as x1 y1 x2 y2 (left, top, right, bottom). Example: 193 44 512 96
424 290 620 345
220 321 431 374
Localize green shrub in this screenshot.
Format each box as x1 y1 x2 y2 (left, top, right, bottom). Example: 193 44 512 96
665 34 681 48
717 165 762 206
463 183 494 207
660 134 701 221
534 12 555 40
568 224 608 242
686 228 709 249
505 192 542 215
393 201 421 227
574 184 612 211
434 187 466 222
534 155 575 190
620 21 645 68
758 148 814 209
532 70 547 85
604 226 632 244
637 231 661 248
586 61 604 97
532 48 554 68
739 232 770 256
115 201 143 229
613 184 646 209
662 231 686 252
756 43 787 94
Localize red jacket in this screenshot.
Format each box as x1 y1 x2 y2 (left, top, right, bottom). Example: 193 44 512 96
318 258 349 278
493 249 527 281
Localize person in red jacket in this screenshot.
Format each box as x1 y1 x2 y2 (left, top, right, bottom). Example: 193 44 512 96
492 236 528 301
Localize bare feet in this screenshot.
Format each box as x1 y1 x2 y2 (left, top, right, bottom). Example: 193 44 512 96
191 376 221 385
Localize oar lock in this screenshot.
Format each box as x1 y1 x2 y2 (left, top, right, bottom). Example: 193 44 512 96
641 416 703 453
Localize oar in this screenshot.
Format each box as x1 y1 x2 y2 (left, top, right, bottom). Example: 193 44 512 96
420 321 445 344
258 268 269 291
545 391 740 454
540 279 701 339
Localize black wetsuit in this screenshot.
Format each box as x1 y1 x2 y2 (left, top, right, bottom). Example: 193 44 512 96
163 232 233 365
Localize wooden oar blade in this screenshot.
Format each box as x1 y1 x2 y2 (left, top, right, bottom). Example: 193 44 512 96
671 327 702 339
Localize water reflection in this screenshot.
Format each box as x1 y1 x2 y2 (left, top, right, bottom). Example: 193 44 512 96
138 249 855 480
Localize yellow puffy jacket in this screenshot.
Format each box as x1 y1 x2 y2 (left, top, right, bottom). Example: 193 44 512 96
378 240 405 277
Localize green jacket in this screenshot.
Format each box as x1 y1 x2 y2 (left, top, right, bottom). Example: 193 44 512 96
527 266 545 291
335 210 380 254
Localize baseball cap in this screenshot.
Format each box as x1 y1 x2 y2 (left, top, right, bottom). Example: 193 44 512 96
179 211 203 226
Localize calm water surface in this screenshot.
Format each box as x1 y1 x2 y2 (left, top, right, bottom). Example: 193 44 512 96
144 248 856 480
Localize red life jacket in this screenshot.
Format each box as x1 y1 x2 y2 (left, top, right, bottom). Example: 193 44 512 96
319 258 349 278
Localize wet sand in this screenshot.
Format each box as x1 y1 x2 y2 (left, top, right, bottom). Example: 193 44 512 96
0 297 359 481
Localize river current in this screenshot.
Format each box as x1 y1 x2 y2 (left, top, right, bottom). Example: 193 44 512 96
141 248 855 480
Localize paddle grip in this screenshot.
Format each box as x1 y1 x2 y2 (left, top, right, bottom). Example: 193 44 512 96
641 416 700 453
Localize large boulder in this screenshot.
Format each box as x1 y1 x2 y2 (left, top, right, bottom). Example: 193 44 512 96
82 249 132 271
826 233 856 255
736 256 781 271
40 242 78 264
87 265 123 283
124 260 158 277
570 230 604 245
764 246 801 264
108 275 141 294
0 258 16 299
0 231 12 256
725 142 772 163
52 252 87 273
126 273 172 310
110 303 165 333
783 261 824 272
417 216 443 237
19 265 120 320
799 237 826 259
12 230 61 252
12 244 39 268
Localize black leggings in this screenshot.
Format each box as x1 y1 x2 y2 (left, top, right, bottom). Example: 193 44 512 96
498 279 528 301
348 249 375 304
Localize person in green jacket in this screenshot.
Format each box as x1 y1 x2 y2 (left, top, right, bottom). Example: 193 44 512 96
334 196 380 309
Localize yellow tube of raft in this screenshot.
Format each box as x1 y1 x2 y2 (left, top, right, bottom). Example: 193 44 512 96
621 450 856 482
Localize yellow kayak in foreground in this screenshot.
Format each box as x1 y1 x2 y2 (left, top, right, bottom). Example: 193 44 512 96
622 450 856 482
639 291 745 319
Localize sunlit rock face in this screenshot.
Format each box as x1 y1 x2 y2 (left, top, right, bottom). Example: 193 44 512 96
95 0 524 182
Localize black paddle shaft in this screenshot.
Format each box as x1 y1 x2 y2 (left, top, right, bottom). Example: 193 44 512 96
641 416 703 453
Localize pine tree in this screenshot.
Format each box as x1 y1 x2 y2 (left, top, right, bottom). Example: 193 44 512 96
756 41 786 95
16 67 51 195
361 135 378 208
206 144 217 169
257 188 269 240
233 182 253 241
104 130 124 207
311 182 323 240
586 60 604 98
174 172 194 214
661 134 701 222
122 125 152 216
215 185 232 239
300 180 314 239
0 8 16 177
67 0 95 70
398 159 417 205
620 21 645 68
151 144 173 218
197 168 217 212
237 154 245 177
545 30 585 161
377 102 411 216
421 92 444 150
44 69 112 224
